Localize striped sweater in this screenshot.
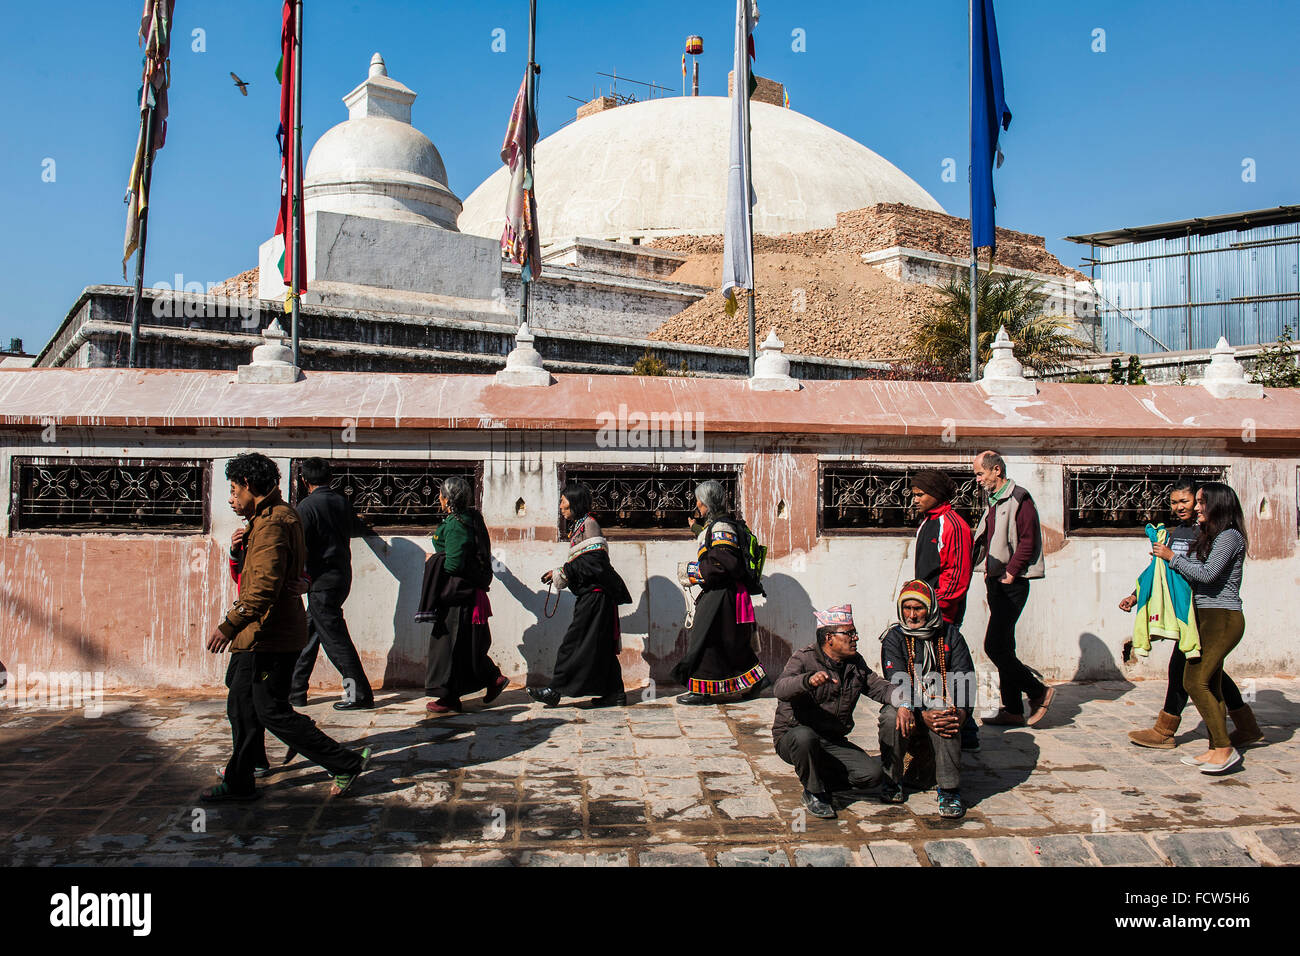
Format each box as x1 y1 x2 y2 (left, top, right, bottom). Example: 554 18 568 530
1170 527 1245 611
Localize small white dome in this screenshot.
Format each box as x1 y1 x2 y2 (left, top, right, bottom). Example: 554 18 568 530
304 53 462 229
459 96 943 244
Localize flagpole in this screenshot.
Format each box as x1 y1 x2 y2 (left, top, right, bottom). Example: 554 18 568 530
518 0 537 330
290 0 304 367
126 98 156 369
968 0 979 383
742 35 756 376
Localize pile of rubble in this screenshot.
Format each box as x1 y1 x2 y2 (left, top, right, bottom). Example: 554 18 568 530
208 268 259 299
829 203 1086 280
649 203 1084 280
649 248 936 362
647 203 1081 361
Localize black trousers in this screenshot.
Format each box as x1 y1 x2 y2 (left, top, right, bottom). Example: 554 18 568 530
774 725 882 797
878 705 963 791
424 604 501 705
223 651 363 795
984 577 1046 714
290 585 373 704
1163 644 1243 714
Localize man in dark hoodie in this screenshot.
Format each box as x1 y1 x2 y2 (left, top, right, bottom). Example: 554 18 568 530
289 457 374 711
772 605 904 820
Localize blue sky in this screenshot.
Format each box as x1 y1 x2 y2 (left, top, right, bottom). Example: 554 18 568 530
3 0 1297 352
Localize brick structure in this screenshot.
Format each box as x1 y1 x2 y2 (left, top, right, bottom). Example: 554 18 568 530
576 95 617 120
728 71 785 107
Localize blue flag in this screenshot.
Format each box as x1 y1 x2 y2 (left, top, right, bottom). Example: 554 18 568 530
971 0 1011 256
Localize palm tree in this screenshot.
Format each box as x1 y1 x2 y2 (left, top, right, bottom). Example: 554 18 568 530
911 270 1094 377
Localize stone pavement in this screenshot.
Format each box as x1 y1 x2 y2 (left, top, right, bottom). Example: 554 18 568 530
1 678 1298 866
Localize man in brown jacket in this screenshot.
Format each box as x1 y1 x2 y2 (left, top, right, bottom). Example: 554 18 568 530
203 453 369 801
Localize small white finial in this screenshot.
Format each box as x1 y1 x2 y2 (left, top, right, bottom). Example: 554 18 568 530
369 52 387 78
262 317 288 343
237 317 300 383
750 328 799 391
1202 336 1263 398
495 321 551 387
979 325 1036 397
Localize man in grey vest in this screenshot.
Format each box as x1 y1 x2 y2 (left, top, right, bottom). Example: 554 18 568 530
971 450 1054 727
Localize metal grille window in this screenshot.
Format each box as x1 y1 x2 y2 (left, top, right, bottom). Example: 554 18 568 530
557 465 741 535
820 464 986 532
1065 466 1226 534
11 458 208 533
289 459 481 532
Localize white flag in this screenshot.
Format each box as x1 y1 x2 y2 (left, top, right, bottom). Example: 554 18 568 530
722 0 759 316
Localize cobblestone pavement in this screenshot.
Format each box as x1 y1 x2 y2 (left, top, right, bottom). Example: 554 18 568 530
2 679 1297 866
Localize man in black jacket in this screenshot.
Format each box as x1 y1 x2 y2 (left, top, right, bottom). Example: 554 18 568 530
772 605 904 820
877 580 976 819
289 458 375 711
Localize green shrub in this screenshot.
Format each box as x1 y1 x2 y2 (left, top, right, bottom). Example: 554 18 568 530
1250 326 1300 388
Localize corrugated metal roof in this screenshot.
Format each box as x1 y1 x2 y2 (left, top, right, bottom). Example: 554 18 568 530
1066 205 1300 246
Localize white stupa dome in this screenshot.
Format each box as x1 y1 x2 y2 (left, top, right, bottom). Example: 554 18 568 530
305 53 462 229
458 96 943 244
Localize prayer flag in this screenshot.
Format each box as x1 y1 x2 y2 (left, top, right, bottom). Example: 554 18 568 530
501 70 541 281
122 0 174 278
722 0 759 316
274 0 307 291
971 0 1011 256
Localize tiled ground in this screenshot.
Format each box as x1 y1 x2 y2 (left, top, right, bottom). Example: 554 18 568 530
1 678 1297 866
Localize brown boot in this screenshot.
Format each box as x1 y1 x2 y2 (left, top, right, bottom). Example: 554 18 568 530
1228 705 1265 748
1128 710 1180 749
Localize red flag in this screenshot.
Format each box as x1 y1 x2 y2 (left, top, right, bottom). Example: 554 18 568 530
274 1 307 292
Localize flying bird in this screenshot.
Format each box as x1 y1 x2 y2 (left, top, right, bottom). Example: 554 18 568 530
230 72 249 96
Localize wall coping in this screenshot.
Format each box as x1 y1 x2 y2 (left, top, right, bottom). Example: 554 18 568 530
2 367 1297 441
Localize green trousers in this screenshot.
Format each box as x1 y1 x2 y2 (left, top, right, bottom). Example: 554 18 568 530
1183 608 1245 749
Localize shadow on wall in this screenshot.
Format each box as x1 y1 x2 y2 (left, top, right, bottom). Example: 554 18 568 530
1071 631 1129 682
380 537 432 689
494 558 561 684
754 572 817 676
640 574 688 687
2 590 185 688
639 571 817 687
